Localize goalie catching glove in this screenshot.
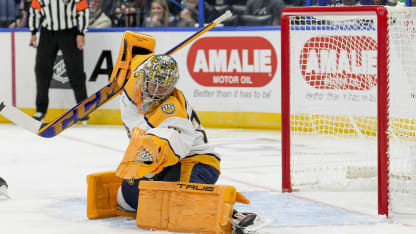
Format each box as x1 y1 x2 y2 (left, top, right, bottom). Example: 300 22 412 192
116 127 179 179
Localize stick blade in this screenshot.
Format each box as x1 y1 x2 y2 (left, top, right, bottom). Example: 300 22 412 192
0 100 42 135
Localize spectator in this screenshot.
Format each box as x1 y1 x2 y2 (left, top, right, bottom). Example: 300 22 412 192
143 0 177 27
176 8 197 27
102 0 114 16
18 0 32 27
353 0 396 5
374 0 396 5
283 0 317 6
342 0 359 5
8 0 30 28
181 0 218 23
112 0 146 27
0 0 19 27
166 0 184 16
89 0 112 28
246 0 286 26
28 0 89 123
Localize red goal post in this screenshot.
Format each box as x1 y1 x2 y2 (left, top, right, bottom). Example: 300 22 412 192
281 6 416 218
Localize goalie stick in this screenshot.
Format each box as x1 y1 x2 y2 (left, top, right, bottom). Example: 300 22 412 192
0 10 232 138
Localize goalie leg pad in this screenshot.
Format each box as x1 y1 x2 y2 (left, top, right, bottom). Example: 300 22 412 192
136 181 249 234
86 171 135 219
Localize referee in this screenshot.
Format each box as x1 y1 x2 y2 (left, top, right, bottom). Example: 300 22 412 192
29 0 89 123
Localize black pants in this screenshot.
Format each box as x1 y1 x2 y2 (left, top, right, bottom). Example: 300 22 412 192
35 28 87 113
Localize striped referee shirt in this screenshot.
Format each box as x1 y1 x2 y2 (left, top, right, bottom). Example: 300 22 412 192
29 0 89 35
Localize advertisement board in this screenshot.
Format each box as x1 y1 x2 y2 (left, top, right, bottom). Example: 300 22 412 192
1 29 281 128
289 30 378 117
0 33 12 106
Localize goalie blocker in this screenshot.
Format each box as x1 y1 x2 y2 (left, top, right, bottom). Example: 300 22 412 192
86 171 250 234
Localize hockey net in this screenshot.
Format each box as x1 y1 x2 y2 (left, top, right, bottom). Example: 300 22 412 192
281 6 416 217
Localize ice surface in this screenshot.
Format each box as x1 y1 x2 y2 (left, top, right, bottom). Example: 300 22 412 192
1 124 416 234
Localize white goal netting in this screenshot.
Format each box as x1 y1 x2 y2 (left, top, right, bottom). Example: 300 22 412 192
285 6 416 215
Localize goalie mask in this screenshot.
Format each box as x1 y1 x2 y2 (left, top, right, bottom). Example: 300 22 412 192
139 55 179 113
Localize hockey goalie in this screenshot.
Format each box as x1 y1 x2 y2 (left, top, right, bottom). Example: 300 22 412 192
86 31 261 234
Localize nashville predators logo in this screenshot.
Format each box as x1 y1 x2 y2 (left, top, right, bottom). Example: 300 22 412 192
161 104 176 114
127 178 135 186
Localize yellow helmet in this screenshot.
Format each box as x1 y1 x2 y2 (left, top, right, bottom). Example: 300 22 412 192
141 55 179 101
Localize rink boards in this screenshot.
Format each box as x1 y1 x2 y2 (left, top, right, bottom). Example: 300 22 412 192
1 27 414 130
0 28 281 128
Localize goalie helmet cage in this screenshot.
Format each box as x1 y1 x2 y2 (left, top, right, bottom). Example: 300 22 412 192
281 6 416 218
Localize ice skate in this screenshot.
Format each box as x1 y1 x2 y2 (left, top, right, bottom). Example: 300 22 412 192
230 210 273 234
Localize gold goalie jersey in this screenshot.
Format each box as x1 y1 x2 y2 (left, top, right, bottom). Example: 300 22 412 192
119 55 221 174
